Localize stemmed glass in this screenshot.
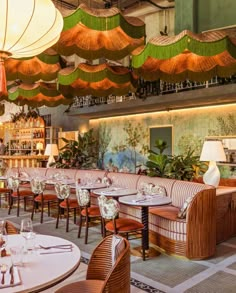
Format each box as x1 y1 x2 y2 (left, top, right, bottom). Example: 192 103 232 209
20 218 34 252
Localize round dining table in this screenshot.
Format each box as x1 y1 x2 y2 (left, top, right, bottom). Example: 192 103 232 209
0 234 81 293
119 194 172 257
93 187 138 198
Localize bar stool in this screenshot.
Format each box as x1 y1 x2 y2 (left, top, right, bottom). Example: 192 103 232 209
76 189 102 244
55 183 79 232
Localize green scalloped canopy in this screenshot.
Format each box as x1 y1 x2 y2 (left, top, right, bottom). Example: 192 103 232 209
63 4 145 39
132 30 236 68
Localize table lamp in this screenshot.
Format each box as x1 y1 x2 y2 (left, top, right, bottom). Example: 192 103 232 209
36 142 44 156
200 140 226 187
44 144 59 168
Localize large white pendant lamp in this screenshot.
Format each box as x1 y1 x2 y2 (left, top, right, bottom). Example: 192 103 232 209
0 0 63 96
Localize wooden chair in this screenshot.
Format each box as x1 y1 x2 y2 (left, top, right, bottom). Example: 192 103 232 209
55 183 79 232
8 176 34 217
4 221 19 234
98 195 145 261
31 178 57 223
76 188 102 244
55 235 130 293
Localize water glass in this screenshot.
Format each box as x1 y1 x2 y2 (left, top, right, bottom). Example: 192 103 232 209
10 246 23 266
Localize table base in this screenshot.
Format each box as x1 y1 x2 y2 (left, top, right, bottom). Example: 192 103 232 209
131 246 161 258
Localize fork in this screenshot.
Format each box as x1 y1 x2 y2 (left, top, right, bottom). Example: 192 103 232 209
1 264 7 285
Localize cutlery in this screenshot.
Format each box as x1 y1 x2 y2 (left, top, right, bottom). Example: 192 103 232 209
40 249 72 255
39 244 72 250
1 264 7 285
9 265 14 285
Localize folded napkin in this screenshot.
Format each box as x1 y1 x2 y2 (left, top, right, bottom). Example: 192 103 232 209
0 266 21 288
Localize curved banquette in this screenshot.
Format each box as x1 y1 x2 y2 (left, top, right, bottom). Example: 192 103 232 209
5 167 216 259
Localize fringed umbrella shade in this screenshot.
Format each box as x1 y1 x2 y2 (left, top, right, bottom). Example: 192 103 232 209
58 63 137 97
55 4 145 60
5 49 61 83
7 82 71 107
132 30 236 82
134 50 236 83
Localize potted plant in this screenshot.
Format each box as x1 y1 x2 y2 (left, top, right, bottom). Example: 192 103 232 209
52 129 98 169
146 138 206 181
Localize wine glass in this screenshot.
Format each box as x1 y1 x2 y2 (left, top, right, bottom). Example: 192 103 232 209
20 219 35 252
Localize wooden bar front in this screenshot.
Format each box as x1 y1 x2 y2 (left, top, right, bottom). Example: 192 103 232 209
0 155 48 168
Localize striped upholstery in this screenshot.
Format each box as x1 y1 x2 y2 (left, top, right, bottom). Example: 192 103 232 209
171 180 208 208
137 176 175 197
107 172 141 189
149 206 187 241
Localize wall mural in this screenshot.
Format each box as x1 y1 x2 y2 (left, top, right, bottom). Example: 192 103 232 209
90 104 236 177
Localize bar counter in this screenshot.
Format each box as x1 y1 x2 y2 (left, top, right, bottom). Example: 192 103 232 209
0 155 48 168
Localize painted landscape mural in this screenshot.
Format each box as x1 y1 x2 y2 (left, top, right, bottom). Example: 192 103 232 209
90 104 236 178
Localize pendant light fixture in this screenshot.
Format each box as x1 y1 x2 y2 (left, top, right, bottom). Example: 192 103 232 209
0 0 63 97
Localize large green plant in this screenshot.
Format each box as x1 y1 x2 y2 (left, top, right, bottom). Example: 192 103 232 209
52 129 98 169
146 139 206 181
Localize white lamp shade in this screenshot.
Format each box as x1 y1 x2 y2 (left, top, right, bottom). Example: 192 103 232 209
200 141 226 162
0 0 63 59
44 144 59 156
36 142 44 151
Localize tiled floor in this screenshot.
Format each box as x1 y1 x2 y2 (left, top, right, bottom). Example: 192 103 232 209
1 205 236 293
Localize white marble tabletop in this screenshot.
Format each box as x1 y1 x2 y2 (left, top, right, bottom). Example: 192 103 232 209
0 234 81 293
93 187 138 198
119 194 172 207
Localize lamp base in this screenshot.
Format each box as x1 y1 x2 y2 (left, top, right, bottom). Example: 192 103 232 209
203 161 220 187
46 155 55 168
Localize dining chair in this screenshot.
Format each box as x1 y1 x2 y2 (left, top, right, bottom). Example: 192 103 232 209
31 178 58 223
76 188 102 244
98 195 145 261
55 183 79 232
0 184 11 208
55 234 130 293
8 176 34 217
4 220 19 234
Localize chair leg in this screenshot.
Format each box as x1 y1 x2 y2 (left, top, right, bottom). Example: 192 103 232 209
48 202 50 216
8 196 13 215
17 196 20 217
66 208 69 232
85 214 89 244
40 202 44 223
31 201 35 221
78 213 83 238
73 208 76 224
56 204 60 229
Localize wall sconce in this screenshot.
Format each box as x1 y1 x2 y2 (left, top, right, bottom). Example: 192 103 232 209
44 144 59 168
200 140 226 187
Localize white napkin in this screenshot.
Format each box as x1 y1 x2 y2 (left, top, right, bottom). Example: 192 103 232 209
0 266 21 288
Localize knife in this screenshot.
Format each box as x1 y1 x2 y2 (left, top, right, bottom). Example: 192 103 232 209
9 265 14 285
40 249 72 255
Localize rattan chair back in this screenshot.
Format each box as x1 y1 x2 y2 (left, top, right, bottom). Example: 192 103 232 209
87 235 130 293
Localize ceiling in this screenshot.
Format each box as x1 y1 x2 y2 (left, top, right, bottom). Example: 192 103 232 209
53 0 175 16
